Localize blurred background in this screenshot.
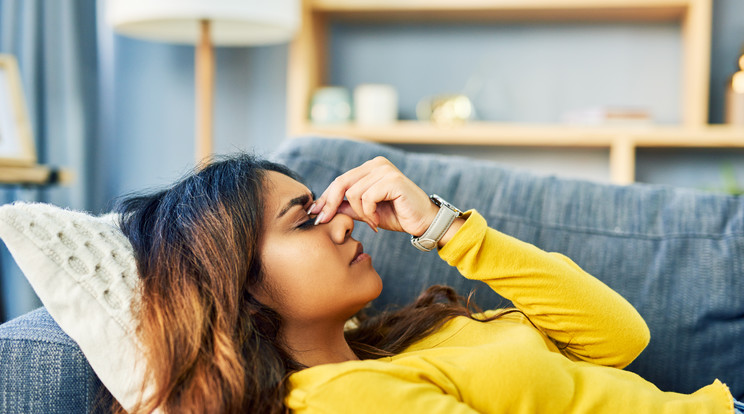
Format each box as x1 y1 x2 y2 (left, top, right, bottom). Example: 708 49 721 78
0 0 743 322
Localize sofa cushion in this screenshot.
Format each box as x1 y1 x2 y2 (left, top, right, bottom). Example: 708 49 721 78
0 308 111 413
272 136 744 399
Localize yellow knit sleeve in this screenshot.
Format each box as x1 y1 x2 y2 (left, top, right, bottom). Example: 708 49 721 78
287 367 480 414
438 210 650 369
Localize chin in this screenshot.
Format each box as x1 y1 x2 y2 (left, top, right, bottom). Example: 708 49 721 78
371 272 383 299
358 268 383 304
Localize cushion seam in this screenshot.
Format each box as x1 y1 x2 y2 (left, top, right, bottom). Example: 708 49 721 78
0 336 83 350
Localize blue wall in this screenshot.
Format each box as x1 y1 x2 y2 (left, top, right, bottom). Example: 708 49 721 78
330 22 681 124
97 0 290 208
98 0 744 209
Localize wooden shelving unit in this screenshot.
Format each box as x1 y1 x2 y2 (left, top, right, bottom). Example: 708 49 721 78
0 165 73 186
286 0 744 184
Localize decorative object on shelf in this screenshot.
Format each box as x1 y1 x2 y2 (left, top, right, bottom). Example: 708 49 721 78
106 0 300 164
0 55 36 167
725 47 744 126
561 106 652 126
416 94 475 127
353 84 398 126
287 0 729 186
309 86 352 125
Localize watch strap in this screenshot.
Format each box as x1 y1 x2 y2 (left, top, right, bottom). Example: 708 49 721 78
411 195 462 252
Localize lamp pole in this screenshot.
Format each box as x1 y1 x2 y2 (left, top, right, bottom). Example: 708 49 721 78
195 19 214 165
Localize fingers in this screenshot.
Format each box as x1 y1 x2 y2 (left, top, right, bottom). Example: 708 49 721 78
345 172 385 230
335 201 379 228
310 157 398 226
323 172 388 232
308 156 435 236
308 161 372 219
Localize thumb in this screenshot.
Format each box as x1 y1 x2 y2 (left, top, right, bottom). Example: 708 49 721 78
336 201 359 220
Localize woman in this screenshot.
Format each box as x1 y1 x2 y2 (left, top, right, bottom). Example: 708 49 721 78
117 153 742 413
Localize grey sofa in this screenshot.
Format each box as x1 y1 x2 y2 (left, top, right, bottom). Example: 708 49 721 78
2 136 743 412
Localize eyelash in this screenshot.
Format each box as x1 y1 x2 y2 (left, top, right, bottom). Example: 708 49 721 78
296 213 316 230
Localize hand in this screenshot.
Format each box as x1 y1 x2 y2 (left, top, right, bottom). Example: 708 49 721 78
308 157 439 236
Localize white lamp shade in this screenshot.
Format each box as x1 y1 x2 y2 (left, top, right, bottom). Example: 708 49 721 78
106 0 301 46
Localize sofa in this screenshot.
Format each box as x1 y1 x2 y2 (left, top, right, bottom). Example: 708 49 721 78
1 136 743 412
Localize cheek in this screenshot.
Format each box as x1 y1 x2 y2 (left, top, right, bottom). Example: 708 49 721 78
262 236 334 278
259 237 339 306
259 239 381 322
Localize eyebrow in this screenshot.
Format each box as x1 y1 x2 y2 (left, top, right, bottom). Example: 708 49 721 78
276 191 316 220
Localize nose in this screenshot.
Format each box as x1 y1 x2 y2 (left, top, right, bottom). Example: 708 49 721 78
327 212 354 244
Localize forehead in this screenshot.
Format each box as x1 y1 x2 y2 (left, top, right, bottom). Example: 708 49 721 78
263 171 310 210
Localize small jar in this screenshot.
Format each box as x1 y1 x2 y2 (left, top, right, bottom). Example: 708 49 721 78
309 86 352 124
353 84 398 126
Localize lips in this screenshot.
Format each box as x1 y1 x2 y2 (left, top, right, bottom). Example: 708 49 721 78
350 243 364 265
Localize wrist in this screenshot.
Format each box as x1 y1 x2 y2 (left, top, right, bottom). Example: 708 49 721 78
410 195 464 252
417 202 440 236
437 217 465 248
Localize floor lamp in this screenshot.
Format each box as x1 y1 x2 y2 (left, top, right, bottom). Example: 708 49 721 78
106 0 300 164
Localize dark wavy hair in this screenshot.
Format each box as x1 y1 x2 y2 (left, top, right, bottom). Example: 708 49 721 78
114 153 511 413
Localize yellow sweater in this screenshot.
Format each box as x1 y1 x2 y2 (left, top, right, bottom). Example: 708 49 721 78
286 210 734 413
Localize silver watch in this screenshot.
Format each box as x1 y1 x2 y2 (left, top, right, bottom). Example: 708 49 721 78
410 194 463 252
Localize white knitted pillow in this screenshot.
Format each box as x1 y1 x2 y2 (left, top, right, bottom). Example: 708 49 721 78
0 202 148 412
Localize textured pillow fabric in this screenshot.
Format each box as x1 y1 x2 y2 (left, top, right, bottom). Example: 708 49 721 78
0 202 146 411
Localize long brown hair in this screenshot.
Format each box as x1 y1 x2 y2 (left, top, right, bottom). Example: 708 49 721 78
115 153 509 413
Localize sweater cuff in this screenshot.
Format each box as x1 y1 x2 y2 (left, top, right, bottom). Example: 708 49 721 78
437 209 485 261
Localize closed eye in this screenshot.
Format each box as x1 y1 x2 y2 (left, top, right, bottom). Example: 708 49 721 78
296 214 317 230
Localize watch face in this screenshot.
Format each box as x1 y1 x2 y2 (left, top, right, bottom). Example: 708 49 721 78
430 195 462 215
430 194 443 207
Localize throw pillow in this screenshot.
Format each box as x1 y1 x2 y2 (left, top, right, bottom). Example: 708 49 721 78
0 202 147 412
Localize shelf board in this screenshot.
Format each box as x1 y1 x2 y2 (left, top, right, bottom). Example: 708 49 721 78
311 0 690 22
297 121 744 148
631 125 744 147
0 165 73 186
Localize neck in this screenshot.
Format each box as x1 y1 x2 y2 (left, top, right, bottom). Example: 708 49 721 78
282 319 359 367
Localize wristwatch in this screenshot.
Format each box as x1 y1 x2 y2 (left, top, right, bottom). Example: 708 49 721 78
410 194 463 252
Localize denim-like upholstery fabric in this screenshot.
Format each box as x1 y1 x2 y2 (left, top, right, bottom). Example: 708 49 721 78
1 136 742 411
272 137 744 399
0 308 111 413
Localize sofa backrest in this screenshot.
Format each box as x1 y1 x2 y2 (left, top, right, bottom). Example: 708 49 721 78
273 137 744 399
1 136 743 412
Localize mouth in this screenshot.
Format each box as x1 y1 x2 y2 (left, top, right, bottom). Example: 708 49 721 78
350 242 370 265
